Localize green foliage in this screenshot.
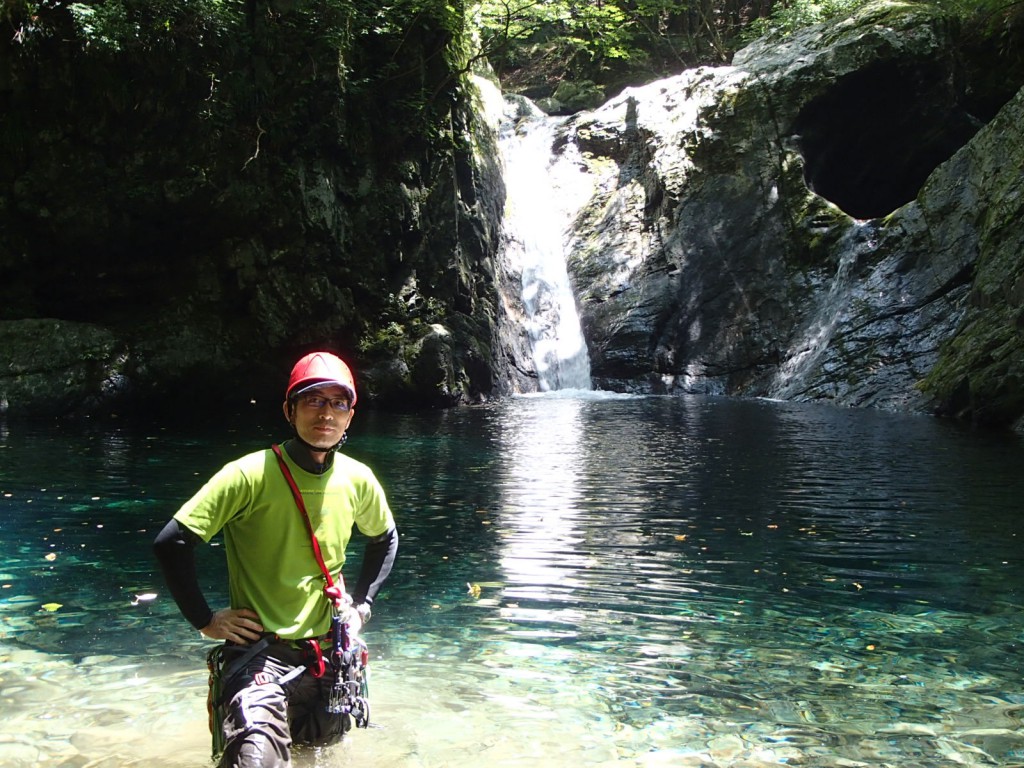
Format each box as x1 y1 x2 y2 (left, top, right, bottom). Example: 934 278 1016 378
933 0 1024 63
67 3 124 50
741 0 871 43
476 0 639 69
5 0 239 53
472 0 781 88
359 319 409 356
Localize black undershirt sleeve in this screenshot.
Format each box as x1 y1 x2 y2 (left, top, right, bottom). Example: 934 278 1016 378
351 527 399 606
153 518 215 631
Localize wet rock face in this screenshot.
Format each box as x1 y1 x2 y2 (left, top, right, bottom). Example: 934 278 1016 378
555 3 1024 427
0 10 506 415
0 320 125 416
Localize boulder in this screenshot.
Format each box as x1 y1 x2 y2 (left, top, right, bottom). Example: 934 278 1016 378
546 1 1024 427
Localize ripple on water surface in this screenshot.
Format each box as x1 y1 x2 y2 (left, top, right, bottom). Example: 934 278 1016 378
2 397 1024 766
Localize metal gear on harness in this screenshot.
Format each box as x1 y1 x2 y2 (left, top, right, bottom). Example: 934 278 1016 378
326 608 371 728
300 638 327 678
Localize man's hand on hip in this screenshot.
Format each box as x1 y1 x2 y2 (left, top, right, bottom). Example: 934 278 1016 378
201 608 263 644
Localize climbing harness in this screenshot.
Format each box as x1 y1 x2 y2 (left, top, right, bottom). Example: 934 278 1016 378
272 443 371 728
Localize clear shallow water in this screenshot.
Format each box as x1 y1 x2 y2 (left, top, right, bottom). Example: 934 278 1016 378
2 395 1024 767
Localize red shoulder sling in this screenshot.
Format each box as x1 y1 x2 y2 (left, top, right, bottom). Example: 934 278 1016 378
270 443 347 606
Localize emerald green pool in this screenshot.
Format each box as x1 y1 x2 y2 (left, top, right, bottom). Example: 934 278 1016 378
2 394 1023 767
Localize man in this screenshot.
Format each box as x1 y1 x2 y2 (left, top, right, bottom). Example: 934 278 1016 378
154 351 399 767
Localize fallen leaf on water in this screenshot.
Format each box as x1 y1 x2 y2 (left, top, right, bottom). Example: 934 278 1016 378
41 603 62 612
674 535 687 541
466 583 482 599
44 553 57 562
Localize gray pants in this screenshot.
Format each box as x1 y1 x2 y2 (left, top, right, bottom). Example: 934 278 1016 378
217 641 349 768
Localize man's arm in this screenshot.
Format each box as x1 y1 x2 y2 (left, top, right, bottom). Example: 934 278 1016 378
153 519 215 630
351 527 399 613
153 519 263 643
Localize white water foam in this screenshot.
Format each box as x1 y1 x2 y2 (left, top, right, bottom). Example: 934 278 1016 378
499 102 594 392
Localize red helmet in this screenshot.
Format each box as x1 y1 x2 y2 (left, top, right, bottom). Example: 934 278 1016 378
286 351 357 405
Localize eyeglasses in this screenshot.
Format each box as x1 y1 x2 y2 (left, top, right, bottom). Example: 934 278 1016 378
299 394 352 412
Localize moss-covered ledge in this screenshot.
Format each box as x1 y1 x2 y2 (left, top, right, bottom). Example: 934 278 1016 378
0 319 127 415
917 87 1024 431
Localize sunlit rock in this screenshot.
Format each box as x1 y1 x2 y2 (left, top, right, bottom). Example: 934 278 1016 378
539 1 1024 426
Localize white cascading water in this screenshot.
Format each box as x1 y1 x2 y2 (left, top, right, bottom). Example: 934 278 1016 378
499 99 594 392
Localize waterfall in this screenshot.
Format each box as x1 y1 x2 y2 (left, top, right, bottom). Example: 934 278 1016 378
499 99 593 392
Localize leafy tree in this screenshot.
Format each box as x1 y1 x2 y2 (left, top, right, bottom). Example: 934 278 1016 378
473 0 776 91
475 1 642 82
741 0 870 42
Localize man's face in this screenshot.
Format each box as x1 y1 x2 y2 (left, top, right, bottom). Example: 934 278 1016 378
283 385 355 452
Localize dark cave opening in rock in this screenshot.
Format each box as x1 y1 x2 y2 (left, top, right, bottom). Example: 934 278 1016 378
792 59 986 220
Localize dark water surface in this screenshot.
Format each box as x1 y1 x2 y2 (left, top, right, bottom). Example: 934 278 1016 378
2 393 1024 767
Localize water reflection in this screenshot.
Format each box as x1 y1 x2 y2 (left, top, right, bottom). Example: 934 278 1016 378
498 395 592 604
